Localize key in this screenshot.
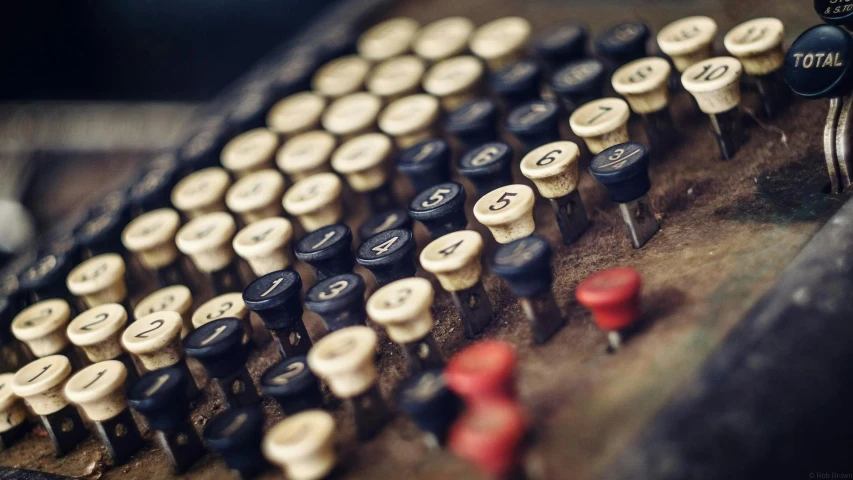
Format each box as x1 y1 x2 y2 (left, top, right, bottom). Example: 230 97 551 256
0 373 30 450
220 128 279 178
469 17 532 71
359 209 413 242
506 99 561 152
550 58 606 113
658 16 718 89
243 270 313 359
233 217 295 277
444 340 517 406
134 285 194 338
175 211 244 294
681 56 745 160
312 55 372 99
204 407 269 479
267 92 328 139
491 60 543 108
282 173 344 232
66 253 129 312
569 97 632 154
423 56 485 111
378 94 442 149
276 130 337 181
412 17 475 63
356 228 418 288
594 21 651 69
191 292 254 347
397 139 452 195
445 99 500 149
322 92 383 140
263 410 337 480
398 369 463 449
358 17 420 62
12 299 77 363
534 23 588 67
330 133 397 212
448 400 528 479
456 142 514 198
294 223 354 281
612 57 677 155
121 208 185 287
260 355 324 415
225 169 286 224
304 273 367 332
473 184 536 244
67 303 138 383
724 17 789 118
408 182 468 240
367 55 426 101
171 167 232 219
576 266 643 350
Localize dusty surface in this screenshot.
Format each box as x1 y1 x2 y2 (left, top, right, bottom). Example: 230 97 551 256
0 1 843 479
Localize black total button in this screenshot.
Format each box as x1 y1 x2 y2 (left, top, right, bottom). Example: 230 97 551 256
784 24 853 99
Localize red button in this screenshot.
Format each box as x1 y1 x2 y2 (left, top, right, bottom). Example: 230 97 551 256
448 400 527 478
444 341 516 405
575 267 642 331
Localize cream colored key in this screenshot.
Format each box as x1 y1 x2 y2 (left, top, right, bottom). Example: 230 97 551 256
357 17 420 62
681 56 743 114
321 92 383 139
221 128 280 177
12 355 72 416
263 410 337 480
121 208 182 270
64 360 128 422
657 16 718 72
171 167 232 219
11 299 72 357
267 92 327 137
175 211 237 273
276 130 337 181
191 292 249 330
611 57 672 115
225 169 286 223
419 230 484 292
233 217 294 276
469 17 531 71
330 133 393 193
473 184 536 244
366 277 435 344
307 326 377 398
520 141 582 198
282 173 344 232
569 98 631 154
121 311 184 371
367 55 426 100
0 374 28 434
67 303 128 363
422 55 484 111
66 253 127 308
134 285 194 338
378 94 441 148
413 17 475 62
723 17 785 76
312 55 372 98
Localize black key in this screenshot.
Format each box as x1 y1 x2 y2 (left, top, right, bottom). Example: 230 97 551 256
356 228 417 288
398 369 463 448
294 224 353 282
183 318 260 408
304 273 367 332
784 24 853 100
260 355 324 415
594 21 651 68
550 59 606 113
490 60 543 107
204 407 269 479
18 252 77 306
816 0 853 26
457 142 514 198
243 270 313 359
589 142 659 248
358 209 413 243
408 181 468 240
445 99 500 149
506 99 561 151
534 24 588 66
491 235 566 344
396 138 452 194
127 366 205 474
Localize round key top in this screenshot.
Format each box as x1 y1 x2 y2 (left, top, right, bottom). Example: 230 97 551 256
12 355 73 415
242 271 302 332
681 56 744 114
233 217 294 276
225 169 285 223
121 311 184 371
267 92 327 138
473 184 536 244
491 235 554 299
64 360 128 422
175 211 237 273
469 17 532 71
356 228 417 287
612 57 672 114
657 16 718 73
127 365 189 431
396 138 452 193
358 17 420 62
448 400 527 478
171 167 232 219
122 208 182 272
305 273 367 332
594 21 651 67
359 209 413 241
506 99 561 150
784 24 853 99
569 97 631 154
590 141 652 203
367 55 426 100
67 253 127 308
445 99 499 148
444 340 516 405
457 142 514 198
276 130 336 181
398 369 463 447
520 141 581 199
724 18 785 77
420 230 484 293
307 325 377 399
549 59 606 112
260 355 323 414
263 410 337 480
816 0 853 25
183 318 248 379
205 407 269 478
322 92 383 139
220 128 279 177
134 285 193 338
12 298 71 357
490 60 543 107
0 372 28 447
192 291 248 330
294 223 354 281
67 303 127 363
534 23 587 64
576 266 642 339
413 16 475 62
331 133 393 193
366 277 435 344
282 173 344 232
378 94 441 149
422 55 484 111
312 55 372 98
